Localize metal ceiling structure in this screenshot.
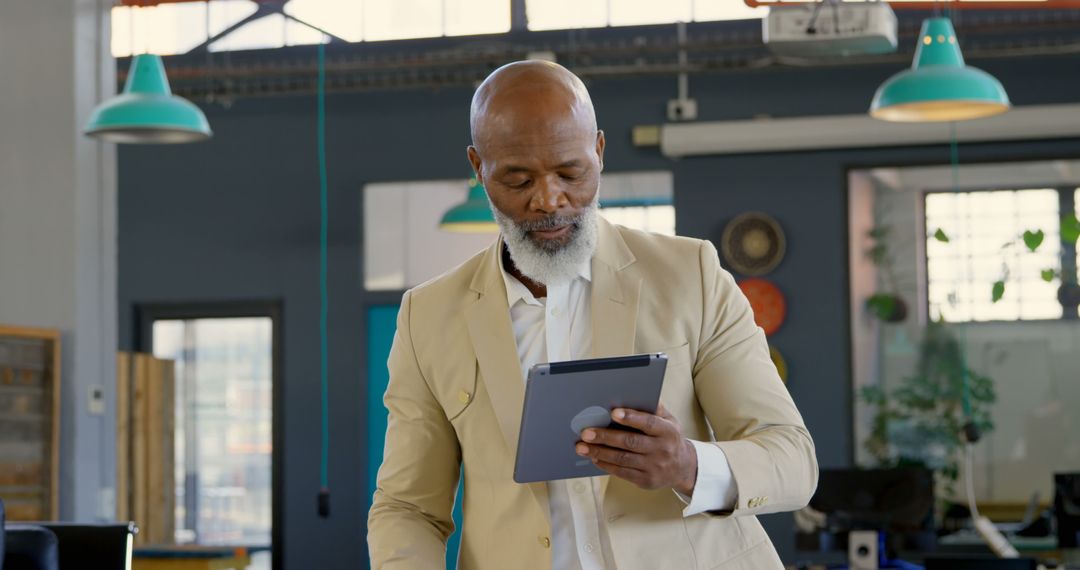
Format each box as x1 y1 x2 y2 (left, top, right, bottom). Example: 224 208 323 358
111 3 1080 101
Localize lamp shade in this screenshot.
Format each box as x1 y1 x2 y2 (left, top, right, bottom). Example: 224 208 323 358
85 54 212 143
870 18 1009 122
439 177 499 233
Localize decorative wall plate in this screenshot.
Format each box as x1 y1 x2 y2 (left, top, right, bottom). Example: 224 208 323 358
720 212 786 276
737 278 787 336
769 345 789 383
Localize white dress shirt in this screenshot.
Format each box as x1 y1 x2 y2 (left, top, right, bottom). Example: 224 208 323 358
499 251 739 570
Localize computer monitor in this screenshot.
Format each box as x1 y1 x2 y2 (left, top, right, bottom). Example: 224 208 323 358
795 467 937 556
924 556 1037 570
1055 472 1080 549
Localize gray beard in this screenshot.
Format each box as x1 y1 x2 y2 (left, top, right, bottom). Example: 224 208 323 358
491 196 599 287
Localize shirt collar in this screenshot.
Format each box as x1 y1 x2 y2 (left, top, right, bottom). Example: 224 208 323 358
498 242 592 308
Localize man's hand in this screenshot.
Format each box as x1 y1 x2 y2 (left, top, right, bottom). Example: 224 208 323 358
575 404 698 496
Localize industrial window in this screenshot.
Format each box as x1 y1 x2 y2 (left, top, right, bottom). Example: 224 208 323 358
363 171 675 291
149 315 275 570
111 0 766 57
526 0 767 31
599 205 676 237
925 188 1073 322
111 0 511 56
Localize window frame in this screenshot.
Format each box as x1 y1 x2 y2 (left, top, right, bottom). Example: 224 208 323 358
920 185 1078 325
136 300 284 570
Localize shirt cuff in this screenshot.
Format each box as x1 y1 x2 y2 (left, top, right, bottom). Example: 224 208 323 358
672 439 739 517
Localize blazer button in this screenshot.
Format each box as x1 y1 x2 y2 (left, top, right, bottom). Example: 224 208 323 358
458 390 471 404
538 536 551 548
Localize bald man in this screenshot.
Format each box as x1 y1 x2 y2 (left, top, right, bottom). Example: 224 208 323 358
367 61 817 570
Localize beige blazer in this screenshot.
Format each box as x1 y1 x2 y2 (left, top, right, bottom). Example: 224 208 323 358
368 218 818 570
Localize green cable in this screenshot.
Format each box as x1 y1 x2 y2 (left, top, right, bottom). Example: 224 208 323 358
950 121 973 419
318 42 330 493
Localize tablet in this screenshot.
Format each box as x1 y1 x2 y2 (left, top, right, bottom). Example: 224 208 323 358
513 353 668 484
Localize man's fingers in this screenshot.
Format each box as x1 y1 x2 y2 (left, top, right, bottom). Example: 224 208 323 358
591 458 646 485
581 427 653 453
577 443 646 469
656 403 681 430
610 408 668 436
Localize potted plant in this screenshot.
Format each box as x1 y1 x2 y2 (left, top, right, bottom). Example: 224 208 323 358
860 319 996 498
865 225 909 323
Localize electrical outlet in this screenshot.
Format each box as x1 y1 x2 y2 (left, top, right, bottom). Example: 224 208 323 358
88 384 105 415
667 98 698 122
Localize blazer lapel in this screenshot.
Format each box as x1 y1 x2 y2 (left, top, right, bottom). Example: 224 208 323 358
589 219 640 498
464 239 525 453
463 239 551 524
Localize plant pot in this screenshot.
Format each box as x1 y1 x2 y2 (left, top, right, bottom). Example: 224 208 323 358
1058 282 1080 312
866 294 908 323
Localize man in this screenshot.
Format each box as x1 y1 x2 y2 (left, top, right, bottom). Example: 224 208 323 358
368 60 817 569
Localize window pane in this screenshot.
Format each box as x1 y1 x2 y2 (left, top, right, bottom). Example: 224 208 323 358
363 179 499 291
152 317 273 563
285 0 364 42
364 0 442 41
527 0 607 31
112 1 259 57
209 13 287 52
284 18 330 47
600 205 676 236
363 171 674 290
446 0 511 36
609 0 692 26
693 1 768 21
925 189 1062 322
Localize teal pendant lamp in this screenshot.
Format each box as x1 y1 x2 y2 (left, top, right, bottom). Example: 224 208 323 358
85 54 212 143
439 176 499 233
870 17 1009 122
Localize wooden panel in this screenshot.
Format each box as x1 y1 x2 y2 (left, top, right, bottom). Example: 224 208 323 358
160 361 176 543
146 358 164 545
0 325 60 521
117 351 176 546
117 353 132 521
48 330 59 519
133 354 150 542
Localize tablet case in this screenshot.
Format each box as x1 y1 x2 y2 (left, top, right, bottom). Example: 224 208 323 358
513 353 668 484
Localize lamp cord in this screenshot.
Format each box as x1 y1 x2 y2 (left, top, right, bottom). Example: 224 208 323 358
318 41 330 505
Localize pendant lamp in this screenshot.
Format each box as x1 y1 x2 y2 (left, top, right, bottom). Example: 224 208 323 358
85 54 212 143
870 17 1009 122
439 176 499 232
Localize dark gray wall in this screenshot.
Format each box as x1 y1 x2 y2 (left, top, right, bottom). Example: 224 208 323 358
118 50 1080 568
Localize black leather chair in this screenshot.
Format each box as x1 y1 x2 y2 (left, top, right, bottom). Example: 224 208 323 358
34 523 134 570
3 524 59 570
1 498 132 570
2 497 59 570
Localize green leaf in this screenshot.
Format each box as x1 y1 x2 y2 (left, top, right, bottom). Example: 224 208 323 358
868 244 888 264
868 226 890 240
933 228 950 243
1063 213 1080 246
866 294 896 321
1041 268 1057 282
1022 229 1045 252
991 280 1005 303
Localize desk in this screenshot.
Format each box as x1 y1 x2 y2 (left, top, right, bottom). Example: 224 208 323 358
132 546 255 570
